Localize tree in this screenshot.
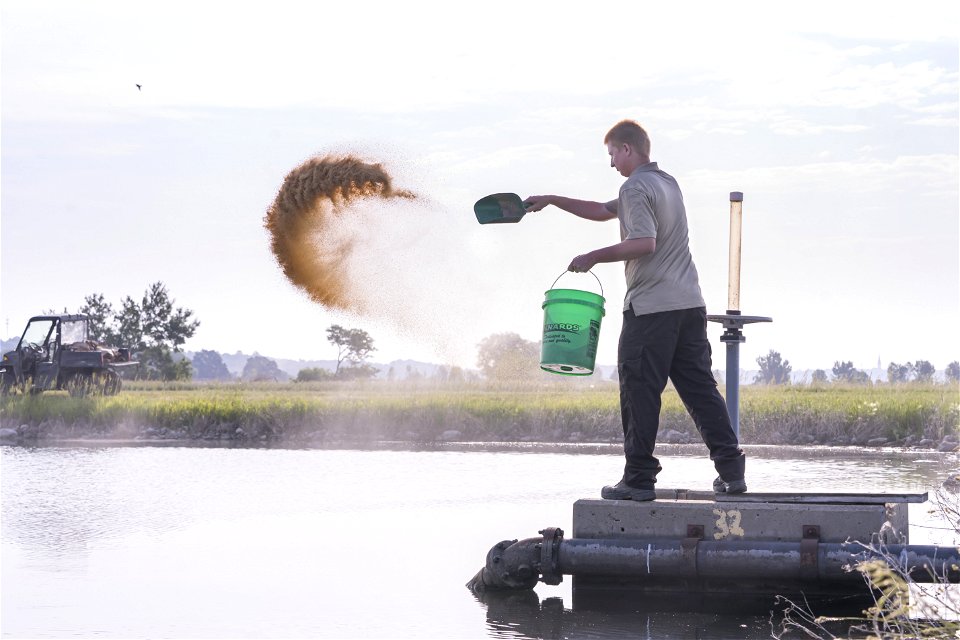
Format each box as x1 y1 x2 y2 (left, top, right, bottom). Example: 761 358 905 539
115 296 143 350
326 325 376 377
79 293 118 344
141 282 198 351
754 350 792 385
79 283 199 381
242 355 287 382
811 369 828 384
911 360 935 383
947 361 960 383
477 332 540 380
337 363 379 380
296 367 333 382
138 346 192 381
832 361 870 385
192 350 233 381
887 362 911 384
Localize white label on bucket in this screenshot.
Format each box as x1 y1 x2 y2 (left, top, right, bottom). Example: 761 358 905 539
544 323 581 333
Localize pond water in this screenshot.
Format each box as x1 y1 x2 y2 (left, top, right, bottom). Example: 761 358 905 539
2 443 957 639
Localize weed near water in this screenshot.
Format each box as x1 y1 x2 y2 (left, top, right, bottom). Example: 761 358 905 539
739 384 957 445
1 380 956 445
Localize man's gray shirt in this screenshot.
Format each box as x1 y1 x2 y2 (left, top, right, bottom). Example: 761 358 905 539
607 162 705 315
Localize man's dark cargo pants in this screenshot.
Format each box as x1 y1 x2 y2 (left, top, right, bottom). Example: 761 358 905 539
617 306 745 489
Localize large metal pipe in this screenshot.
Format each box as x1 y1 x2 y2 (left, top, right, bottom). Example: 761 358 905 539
559 538 958 583
468 529 960 592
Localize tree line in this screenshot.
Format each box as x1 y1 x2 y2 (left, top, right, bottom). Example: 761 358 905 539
67 285 958 384
753 349 959 385
471 335 960 385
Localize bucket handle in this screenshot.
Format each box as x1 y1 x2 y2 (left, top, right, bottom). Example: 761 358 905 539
550 270 604 298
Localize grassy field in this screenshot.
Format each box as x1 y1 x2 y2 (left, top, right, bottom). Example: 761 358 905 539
1 379 957 447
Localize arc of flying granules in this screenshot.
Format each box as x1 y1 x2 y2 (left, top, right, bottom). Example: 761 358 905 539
264 154 415 311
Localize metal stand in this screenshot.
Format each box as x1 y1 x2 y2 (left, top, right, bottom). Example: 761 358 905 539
707 192 771 438
707 311 770 437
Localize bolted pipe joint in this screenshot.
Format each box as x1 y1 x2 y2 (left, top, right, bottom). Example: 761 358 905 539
466 528 565 593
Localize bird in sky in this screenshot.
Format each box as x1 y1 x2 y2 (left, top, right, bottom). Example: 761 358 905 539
136 84 142 91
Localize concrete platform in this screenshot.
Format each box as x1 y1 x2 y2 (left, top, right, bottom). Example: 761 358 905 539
466 489 947 608
572 492 920 544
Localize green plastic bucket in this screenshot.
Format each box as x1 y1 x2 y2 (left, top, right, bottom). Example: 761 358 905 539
540 271 605 376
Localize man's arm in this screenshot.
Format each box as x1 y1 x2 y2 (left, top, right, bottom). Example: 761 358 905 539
568 237 656 273
523 195 617 222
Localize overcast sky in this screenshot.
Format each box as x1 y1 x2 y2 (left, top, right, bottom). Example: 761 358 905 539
1 1 958 374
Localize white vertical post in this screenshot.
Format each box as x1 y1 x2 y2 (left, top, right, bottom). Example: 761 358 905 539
727 192 743 313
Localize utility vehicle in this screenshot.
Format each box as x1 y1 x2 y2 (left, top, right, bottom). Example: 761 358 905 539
0 314 136 396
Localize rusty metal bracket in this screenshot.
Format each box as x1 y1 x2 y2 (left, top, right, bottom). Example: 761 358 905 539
684 524 704 547
800 524 820 580
679 524 704 577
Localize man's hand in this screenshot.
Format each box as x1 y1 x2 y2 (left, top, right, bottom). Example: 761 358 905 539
567 238 654 273
522 195 552 212
568 253 598 273
523 195 616 221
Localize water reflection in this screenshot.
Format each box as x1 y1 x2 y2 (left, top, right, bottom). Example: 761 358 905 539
475 584 891 640
475 589 787 640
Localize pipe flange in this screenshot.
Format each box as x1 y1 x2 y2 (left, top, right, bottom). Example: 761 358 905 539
538 527 564 585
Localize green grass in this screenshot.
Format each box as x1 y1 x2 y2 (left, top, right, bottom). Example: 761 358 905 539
1 379 957 445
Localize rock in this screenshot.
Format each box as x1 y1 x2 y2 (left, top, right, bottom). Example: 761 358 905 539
918 439 936 448
938 440 959 452
867 437 889 447
943 433 959 443
0 428 18 442
661 429 685 444
440 430 461 442
942 474 960 493
17 423 39 439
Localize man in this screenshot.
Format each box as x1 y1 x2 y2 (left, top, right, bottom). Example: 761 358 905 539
524 119 746 501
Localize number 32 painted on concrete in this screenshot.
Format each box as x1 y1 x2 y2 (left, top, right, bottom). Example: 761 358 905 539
713 508 745 539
